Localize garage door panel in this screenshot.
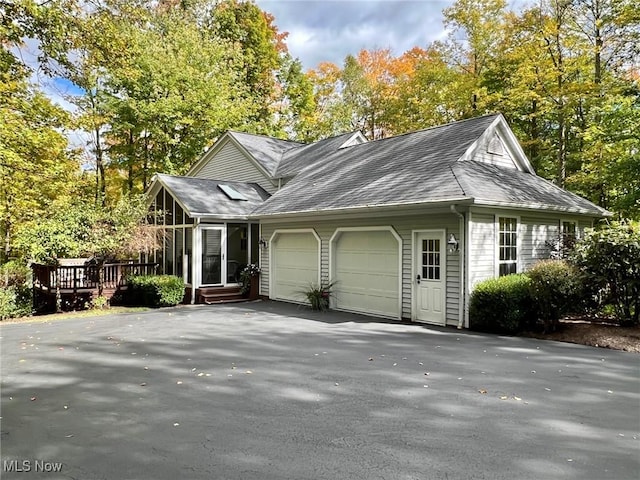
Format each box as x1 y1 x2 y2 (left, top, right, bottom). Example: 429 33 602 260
333 230 400 318
272 232 319 303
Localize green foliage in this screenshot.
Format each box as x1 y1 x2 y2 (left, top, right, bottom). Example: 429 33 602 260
0 260 31 287
13 194 156 264
469 274 534 334
571 221 640 326
90 295 109 310
0 285 33 320
302 281 334 311
127 275 185 307
239 263 261 295
527 260 585 332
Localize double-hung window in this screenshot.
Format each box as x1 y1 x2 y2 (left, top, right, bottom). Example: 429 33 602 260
498 217 518 276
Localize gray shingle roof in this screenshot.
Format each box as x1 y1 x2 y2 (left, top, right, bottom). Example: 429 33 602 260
274 132 362 178
253 114 497 215
156 174 269 218
228 131 302 176
453 162 608 215
252 114 607 217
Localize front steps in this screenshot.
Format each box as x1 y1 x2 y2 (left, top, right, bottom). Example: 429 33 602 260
196 286 246 304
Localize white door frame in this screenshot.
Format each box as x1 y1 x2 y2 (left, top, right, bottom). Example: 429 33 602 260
412 229 447 325
197 225 226 287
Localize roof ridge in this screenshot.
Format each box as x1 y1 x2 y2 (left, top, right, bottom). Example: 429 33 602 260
358 113 502 146
228 130 304 146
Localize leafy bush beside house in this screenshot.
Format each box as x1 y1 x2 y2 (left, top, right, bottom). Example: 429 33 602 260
126 275 185 307
469 274 534 334
526 260 585 333
571 221 640 326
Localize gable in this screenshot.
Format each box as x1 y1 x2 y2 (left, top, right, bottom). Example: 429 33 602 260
189 138 277 194
458 115 534 173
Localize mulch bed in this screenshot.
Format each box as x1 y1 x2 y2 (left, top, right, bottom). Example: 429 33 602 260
523 317 640 353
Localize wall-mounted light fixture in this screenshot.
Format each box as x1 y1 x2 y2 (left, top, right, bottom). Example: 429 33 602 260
258 236 268 250
447 233 459 253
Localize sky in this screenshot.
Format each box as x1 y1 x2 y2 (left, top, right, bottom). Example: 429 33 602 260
255 0 455 70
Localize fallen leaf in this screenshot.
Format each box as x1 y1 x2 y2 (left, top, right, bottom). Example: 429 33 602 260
514 396 522 401
334 382 339 386
197 372 204 377
245 370 253 374
30 397 36 401
368 358 374 361
176 381 183 385
173 423 179 427
140 383 147 387
65 434 74 438
478 389 487 394
500 395 508 400
63 405 68 410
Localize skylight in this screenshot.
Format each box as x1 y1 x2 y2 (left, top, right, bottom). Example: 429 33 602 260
218 184 248 201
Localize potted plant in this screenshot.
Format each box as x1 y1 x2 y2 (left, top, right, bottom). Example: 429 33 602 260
303 281 335 311
239 264 261 300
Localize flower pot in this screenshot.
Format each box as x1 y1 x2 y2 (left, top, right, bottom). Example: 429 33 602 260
249 276 259 300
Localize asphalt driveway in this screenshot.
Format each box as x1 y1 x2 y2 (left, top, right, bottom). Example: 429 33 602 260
1 301 639 480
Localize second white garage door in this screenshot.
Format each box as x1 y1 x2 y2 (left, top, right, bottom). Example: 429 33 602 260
271 231 319 303
332 229 401 318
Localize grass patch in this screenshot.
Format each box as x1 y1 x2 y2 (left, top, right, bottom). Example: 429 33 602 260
0 306 149 325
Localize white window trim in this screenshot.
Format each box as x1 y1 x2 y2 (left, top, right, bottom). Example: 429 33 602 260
329 226 403 320
560 218 579 238
495 215 521 277
268 228 321 304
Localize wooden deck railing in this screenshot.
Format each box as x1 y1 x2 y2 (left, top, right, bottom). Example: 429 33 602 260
32 262 158 293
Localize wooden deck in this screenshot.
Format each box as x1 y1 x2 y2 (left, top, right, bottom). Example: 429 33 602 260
32 262 158 310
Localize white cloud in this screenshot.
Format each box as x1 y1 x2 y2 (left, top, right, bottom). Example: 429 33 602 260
256 0 455 69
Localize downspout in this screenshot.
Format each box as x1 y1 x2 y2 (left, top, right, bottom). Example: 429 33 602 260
451 205 466 329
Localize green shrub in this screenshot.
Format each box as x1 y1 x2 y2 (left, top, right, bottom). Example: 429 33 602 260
527 260 584 332
571 221 640 326
0 285 33 320
127 275 185 307
469 274 534 334
0 260 30 288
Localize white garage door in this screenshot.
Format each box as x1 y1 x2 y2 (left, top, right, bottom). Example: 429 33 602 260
271 231 319 303
333 230 400 318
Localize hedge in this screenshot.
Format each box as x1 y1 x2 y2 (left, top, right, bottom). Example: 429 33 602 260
527 260 584 332
469 274 534 334
126 275 185 307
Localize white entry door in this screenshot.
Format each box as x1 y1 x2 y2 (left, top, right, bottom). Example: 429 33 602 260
201 227 225 286
414 231 446 325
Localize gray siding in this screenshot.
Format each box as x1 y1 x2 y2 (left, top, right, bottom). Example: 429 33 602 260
193 141 276 194
469 134 516 170
468 212 495 288
260 213 461 326
521 215 559 270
